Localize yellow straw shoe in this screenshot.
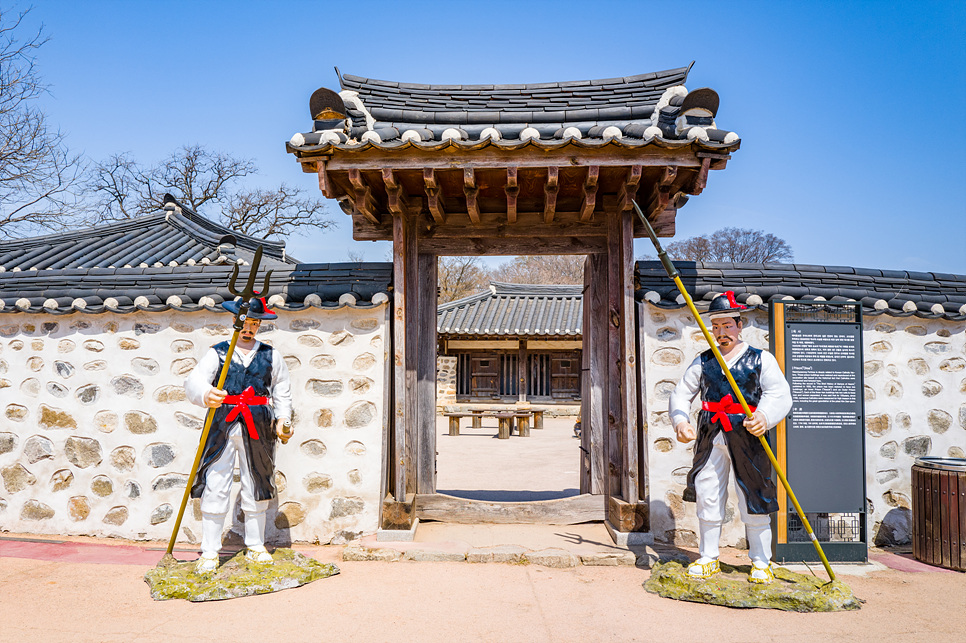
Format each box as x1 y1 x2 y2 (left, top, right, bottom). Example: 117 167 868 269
748 561 775 584
687 558 720 579
245 546 273 564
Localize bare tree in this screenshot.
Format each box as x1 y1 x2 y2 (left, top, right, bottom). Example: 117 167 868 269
84 146 333 240
488 255 585 285
438 256 490 303
657 227 794 263
0 8 82 235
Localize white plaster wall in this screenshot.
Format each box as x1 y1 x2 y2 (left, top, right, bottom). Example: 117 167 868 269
0 304 389 546
641 304 965 547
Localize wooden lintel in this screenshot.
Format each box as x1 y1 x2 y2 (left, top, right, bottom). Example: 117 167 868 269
422 168 447 224
463 168 480 224
689 157 711 195
416 493 604 525
381 493 416 530
419 235 607 256
543 166 559 224
505 166 519 224
580 165 599 222
607 496 649 533
617 165 643 212
347 169 381 224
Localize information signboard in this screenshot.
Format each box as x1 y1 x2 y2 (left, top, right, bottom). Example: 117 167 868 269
770 302 867 563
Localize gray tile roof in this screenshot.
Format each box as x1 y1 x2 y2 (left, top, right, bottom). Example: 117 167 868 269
437 282 583 337
288 64 741 154
0 195 295 272
635 261 966 320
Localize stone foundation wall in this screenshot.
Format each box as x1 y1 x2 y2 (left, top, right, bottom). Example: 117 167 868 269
640 303 966 548
436 356 457 408
0 303 389 546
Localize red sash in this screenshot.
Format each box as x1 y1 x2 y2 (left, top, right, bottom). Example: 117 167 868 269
701 394 756 432
223 386 269 440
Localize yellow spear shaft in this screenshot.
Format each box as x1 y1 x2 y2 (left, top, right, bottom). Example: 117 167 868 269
632 201 835 582
165 329 240 556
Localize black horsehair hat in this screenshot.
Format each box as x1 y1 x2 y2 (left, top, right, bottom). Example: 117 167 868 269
221 297 277 320
702 290 746 320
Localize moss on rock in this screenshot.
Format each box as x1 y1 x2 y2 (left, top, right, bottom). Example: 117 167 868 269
643 561 861 612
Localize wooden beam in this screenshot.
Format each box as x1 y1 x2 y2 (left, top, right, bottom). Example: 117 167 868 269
505 166 518 224
463 168 480 224
689 156 711 195
416 252 437 494
616 164 643 212
382 169 411 217
418 235 607 256
543 166 559 224
617 209 640 504
347 169 381 224
381 493 416 530
415 493 605 525
580 165 599 222
423 168 446 224
392 212 419 497
607 496 649 532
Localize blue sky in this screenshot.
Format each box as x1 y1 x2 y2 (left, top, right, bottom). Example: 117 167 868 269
22 0 966 273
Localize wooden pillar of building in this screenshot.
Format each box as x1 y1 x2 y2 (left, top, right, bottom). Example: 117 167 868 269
416 252 438 494
582 253 608 495
518 339 528 402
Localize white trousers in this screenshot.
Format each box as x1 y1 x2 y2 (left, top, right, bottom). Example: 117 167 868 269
694 435 772 564
200 425 270 557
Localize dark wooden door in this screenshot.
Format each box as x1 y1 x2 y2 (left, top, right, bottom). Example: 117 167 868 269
470 353 499 397
551 351 581 399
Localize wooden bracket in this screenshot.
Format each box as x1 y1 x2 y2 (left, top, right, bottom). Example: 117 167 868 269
382 168 410 217
423 168 446 224
318 162 340 200
347 169 380 224
641 166 678 220
463 168 480 224
543 166 559 224
689 157 711 195
505 167 519 224
617 165 643 212
580 165 599 222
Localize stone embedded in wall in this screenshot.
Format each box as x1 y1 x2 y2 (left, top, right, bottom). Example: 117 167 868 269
884 380 903 399
921 380 942 397
650 411 671 429
57 339 75 353
886 365 898 377
315 409 333 428
6 404 28 421
329 497 364 519
274 471 287 493
902 436 931 457
307 379 344 397
875 469 899 484
170 339 194 353
870 341 892 354
904 325 927 336
329 330 354 346
949 446 965 458
961 406 966 430
664 529 698 547
370 335 382 348
345 401 376 428
26 356 43 371
0 432 16 455
927 409 951 434
275 501 306 528
880 441 898 460
83 340 104 352
290 319 320 331
76 384 100 405
10 340 23 350
351 318 379 331
352 353 377 371
144 443 176 468
654 438 674 453
0 359 6 374
171 358 197 376
0 378 8 389
174 412 202 431
124 411 157 435
40 404 76 430
20 378 39 397
0 324 18 337
652 348 684 366
865 414 891 437
303 472 332 493
84 360 107 371
110 446 135 472
349 377 374 395
68 496 90 521
310 354 337 369
864 386 875 401
924 342 949 354
873 322 895 333
103 506 129 525
940 358 965 372
151 473 188 492
31 340 44 351
298 335 324 348
284 355 301 371
907 358 928 375
117 338 140 351
171 322 194 333
47 382 69 398
21 499 54 521
69 320 91 331
936 328 952 338
151 504 173 525
299 440 327 459
50 469 73 492
134 322 160 335
94 410 118 434
154 385 186 404
132 357 160 375
23 435 54 464
651 312 667 323
54 361 74 378
91 475 114 497
345 441 366 456
896 413 911 430
103 321 118 333
654 380 677 401
656 327 681 341
41 322 58 334
111 375 144 398
65 436 103 469
347 469 362 485
2 464 37 492
126 481 141 499
883 490 910 509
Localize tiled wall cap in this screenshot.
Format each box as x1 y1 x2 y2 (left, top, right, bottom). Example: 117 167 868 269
165 295 183 307
930 303 945 314
562 127 582 139
746 294 763 306
372 292 390 305
104 297 120 310
290 133 306 146
304 293 323 306
72 298 87 310
874 299 889 310
267 294 286 307
479 127 501 141
198 296 216 307
134 296 151 309
43 299 58 310
338 293 357 306
441 128 464 142
601 126 623 141
15 298 30 310
644 291 661 304
519 127 540 141
902 300 918 313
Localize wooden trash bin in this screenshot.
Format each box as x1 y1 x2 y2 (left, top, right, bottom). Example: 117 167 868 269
912 457 966 571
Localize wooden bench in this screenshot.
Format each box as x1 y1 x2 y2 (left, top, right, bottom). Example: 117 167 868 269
442 412 472 436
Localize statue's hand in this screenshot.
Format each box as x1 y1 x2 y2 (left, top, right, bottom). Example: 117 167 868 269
275 419 294 444
203 387 227 408
745 411 768 436
675 421 696 444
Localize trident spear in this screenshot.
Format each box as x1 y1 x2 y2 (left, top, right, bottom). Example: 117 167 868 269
632 201 836 582
165 246 274 557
